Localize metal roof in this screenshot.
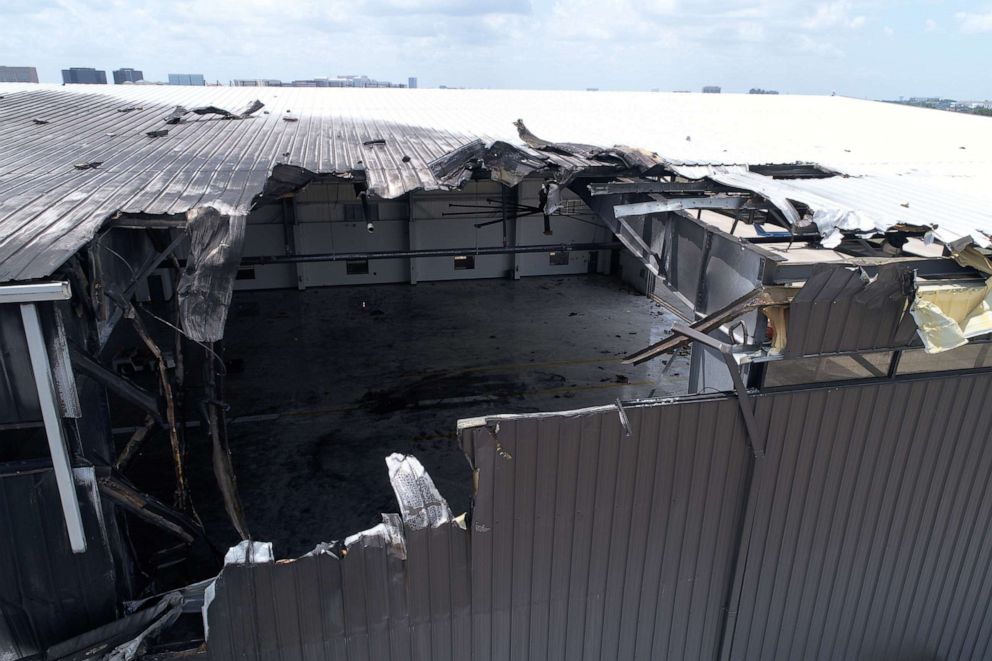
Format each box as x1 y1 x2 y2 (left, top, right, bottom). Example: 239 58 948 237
2 84 992 282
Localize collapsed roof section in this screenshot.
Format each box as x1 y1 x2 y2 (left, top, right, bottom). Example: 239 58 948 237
2 84 992 285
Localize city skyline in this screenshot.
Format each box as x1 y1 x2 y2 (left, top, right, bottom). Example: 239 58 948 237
2 1 992 99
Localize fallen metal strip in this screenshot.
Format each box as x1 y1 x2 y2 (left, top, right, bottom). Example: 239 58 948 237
614 196 751 218
21 302 87 553
624 286 797 365
588 180 733 196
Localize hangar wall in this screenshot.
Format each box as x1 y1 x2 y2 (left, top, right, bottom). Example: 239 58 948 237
236 180 613 291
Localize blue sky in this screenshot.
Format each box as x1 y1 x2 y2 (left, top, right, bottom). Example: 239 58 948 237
1 0 990 99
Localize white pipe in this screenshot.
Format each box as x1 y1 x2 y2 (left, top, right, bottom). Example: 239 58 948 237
20 302 87 553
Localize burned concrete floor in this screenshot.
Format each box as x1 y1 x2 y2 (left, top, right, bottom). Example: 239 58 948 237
207 275 688 556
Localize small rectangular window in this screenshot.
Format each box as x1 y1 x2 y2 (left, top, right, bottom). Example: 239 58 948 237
346 259 369 275
897 342 992 374
549 251 570 266
454 255 475 271
236 267 256 280
763 352 893 388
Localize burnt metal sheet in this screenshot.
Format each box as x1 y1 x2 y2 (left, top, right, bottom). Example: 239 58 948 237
176 208 246 343
784 263 918 357
0 463 121 659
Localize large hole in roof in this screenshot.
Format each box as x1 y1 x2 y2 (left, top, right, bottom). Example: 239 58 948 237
748 163 838 179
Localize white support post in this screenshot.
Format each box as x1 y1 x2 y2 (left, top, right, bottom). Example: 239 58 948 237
20 302 87 553
408 193 418 285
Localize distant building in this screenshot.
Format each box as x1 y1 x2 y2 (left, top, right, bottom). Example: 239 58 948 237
168 73 206 86
408 77 418 89
112 68 143 84
0 66 38 83
232 79 283 87
702 85 721 94
233 75 405 89
62 67 107 84
749 88 779 95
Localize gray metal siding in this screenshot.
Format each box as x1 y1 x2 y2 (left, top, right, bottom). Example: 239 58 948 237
731 373 992 660
203 371 992 660
462 402 749 661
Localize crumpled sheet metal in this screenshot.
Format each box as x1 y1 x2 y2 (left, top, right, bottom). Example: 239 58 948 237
176 206 246 342
223 539 274 565
386 453 453 530
200 453 471 661
32 592 183 661
669 164 992 250
344 512 407 559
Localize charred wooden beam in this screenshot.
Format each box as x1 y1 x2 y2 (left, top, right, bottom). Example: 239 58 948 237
98 474 200 543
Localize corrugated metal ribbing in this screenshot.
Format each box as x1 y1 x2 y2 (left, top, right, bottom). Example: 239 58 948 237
205 523 471 661
784 263 918 357
0 86 598 282
203 371 992 660
462 398 749 661
728 372 992 660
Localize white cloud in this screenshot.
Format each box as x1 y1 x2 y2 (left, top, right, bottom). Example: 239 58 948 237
924 18 939 32
956 10 992 33
883 25 894 37
801 1 866 30
737 21 767 42
794 33 844 57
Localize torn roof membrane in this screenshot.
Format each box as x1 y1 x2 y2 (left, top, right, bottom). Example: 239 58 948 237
2 83 992 282
670 165 992 250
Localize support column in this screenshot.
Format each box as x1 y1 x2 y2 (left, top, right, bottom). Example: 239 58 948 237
21 302 87 553
408 193 418 285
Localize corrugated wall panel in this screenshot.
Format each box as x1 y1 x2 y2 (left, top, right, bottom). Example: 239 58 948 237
462 399 750 661
203 370 992 661
728 372 992 660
